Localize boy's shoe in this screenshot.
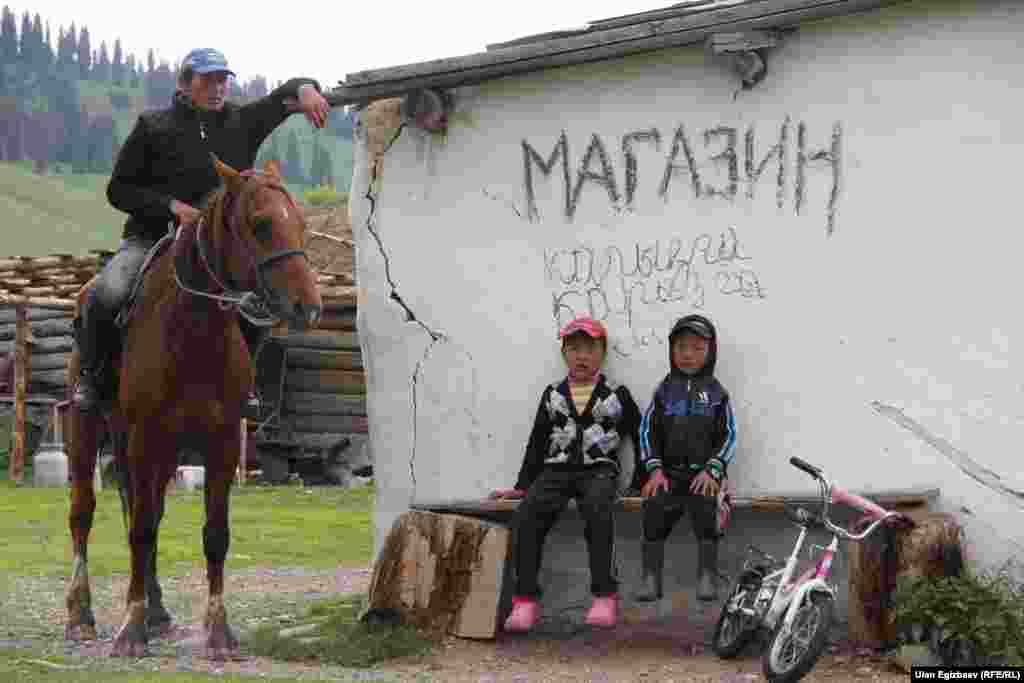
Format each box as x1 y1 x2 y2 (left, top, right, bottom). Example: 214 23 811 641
503 596 539 633
697 539 720 601
633 541 665 602
584 594 619 628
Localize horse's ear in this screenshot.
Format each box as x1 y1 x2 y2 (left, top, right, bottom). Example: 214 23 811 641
212 154 245 192
262 159 282 180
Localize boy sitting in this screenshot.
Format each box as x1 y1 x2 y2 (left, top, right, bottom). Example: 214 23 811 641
490 316 642 632
634 314 737 603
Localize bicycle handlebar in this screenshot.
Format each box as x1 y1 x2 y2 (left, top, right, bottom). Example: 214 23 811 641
788 457 903 542
789 456 822 478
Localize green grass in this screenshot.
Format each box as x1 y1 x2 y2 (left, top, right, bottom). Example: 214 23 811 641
245 593 433 668
0 647 294 682
0 481 374 578
0 162 125 257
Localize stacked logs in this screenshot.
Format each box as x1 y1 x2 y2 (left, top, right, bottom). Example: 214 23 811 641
0 304 77 397
267 325 367 444
0 253 106 300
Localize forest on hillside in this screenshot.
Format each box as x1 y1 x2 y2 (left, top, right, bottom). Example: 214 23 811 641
0 5 353 187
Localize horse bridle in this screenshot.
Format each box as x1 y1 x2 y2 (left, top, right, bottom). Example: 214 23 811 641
173 171 309 326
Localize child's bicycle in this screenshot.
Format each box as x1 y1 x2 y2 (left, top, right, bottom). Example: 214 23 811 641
711 457 912 683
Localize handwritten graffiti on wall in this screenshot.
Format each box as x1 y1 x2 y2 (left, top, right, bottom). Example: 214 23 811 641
523 118 843 235
544 226 765 356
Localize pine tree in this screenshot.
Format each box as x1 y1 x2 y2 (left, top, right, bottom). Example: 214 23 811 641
85 114 115 172
0 7 16 64
77 26 91 79
285 130 304 185
311 140 333 186
246 75 268 99
56 25 72 71
112 39 123 85
257 131 281 167
31 13 43 69
17 10 29 63
126 54 140 88
96 40 110 81
43 20 53 69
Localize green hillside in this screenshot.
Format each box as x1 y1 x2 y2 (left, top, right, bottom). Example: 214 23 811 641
0 162 125 257
262 115 355 196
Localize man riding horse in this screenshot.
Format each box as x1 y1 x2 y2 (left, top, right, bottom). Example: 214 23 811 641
73 47 330 415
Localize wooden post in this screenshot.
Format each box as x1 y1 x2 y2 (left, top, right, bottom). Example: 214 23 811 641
847 508 964 647
364 510 511 638
237 419 247 486
9 303 28 483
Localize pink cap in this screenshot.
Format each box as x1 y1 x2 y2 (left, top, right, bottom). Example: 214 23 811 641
559 316 607 339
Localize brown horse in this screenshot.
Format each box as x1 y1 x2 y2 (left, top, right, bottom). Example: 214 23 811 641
64 157 322 657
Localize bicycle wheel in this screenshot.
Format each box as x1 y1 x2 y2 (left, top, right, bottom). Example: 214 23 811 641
712 576 760 658
762 592 834 683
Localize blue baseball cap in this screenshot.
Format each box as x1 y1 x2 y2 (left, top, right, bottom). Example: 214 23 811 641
181 48 236 77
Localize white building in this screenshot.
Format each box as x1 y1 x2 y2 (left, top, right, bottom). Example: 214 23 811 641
336 0 1024 624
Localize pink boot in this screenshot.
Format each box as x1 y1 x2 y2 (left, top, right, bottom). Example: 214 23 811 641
584 594 619 628
503 596 539 633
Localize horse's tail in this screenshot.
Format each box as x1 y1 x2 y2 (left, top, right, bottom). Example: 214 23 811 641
107 430 132 533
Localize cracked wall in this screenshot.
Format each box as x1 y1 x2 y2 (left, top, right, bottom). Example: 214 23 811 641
352 1 1024 570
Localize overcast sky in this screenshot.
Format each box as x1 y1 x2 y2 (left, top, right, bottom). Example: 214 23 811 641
12 1 668 88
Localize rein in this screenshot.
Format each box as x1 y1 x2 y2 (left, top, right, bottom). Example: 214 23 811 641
172 170 309 327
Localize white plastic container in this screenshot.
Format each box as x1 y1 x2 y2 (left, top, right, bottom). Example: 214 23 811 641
33 404 70 487
175 465 205 491
33 442 69 487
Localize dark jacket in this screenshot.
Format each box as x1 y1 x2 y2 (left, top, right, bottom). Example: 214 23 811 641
514 375 642 491
107 78 320 243
640 314 737 481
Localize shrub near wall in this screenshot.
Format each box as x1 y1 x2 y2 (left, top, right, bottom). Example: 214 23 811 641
895 562 1024 666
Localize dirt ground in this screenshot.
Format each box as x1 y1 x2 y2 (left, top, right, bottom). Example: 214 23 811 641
2 563 912 683
305 204 355 279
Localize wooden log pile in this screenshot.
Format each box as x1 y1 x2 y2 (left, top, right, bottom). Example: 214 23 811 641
0 304 76 397
0 253 106 299
1 246 363 485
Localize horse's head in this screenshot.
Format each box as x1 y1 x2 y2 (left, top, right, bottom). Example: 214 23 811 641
211 157 322 330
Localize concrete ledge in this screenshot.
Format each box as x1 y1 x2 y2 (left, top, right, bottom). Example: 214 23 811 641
412 487 940 516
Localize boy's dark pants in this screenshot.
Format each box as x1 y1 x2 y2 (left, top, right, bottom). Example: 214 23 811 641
641 470 718 543
636 469 720 601
513 466 619 599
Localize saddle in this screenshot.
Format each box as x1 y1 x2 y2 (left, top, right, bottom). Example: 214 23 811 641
113 232 176 330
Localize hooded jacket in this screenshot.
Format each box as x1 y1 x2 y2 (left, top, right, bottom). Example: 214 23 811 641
514 374 642 491
107 78 320 243
639 314 737 481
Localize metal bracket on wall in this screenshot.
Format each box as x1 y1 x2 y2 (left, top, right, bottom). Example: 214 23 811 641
706 30 789 91
400 88 451 132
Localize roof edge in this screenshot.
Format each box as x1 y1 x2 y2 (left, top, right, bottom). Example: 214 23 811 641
326 0 902 107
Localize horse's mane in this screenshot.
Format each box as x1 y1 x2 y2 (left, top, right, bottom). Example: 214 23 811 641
198 170 281 235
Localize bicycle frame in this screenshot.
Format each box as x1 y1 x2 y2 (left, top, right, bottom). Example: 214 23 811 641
734 466 901 632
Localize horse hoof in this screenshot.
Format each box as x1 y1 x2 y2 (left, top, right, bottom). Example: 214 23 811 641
205 623 239 660
111 617 149 657
146 606 174 636
65 623 97 641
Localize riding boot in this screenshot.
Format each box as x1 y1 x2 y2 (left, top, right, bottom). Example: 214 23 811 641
697 538 720 601
632 540 665 602
72 297 113 413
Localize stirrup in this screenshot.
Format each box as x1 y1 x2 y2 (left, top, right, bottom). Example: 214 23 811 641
72 372 106 412
242 392 262 419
